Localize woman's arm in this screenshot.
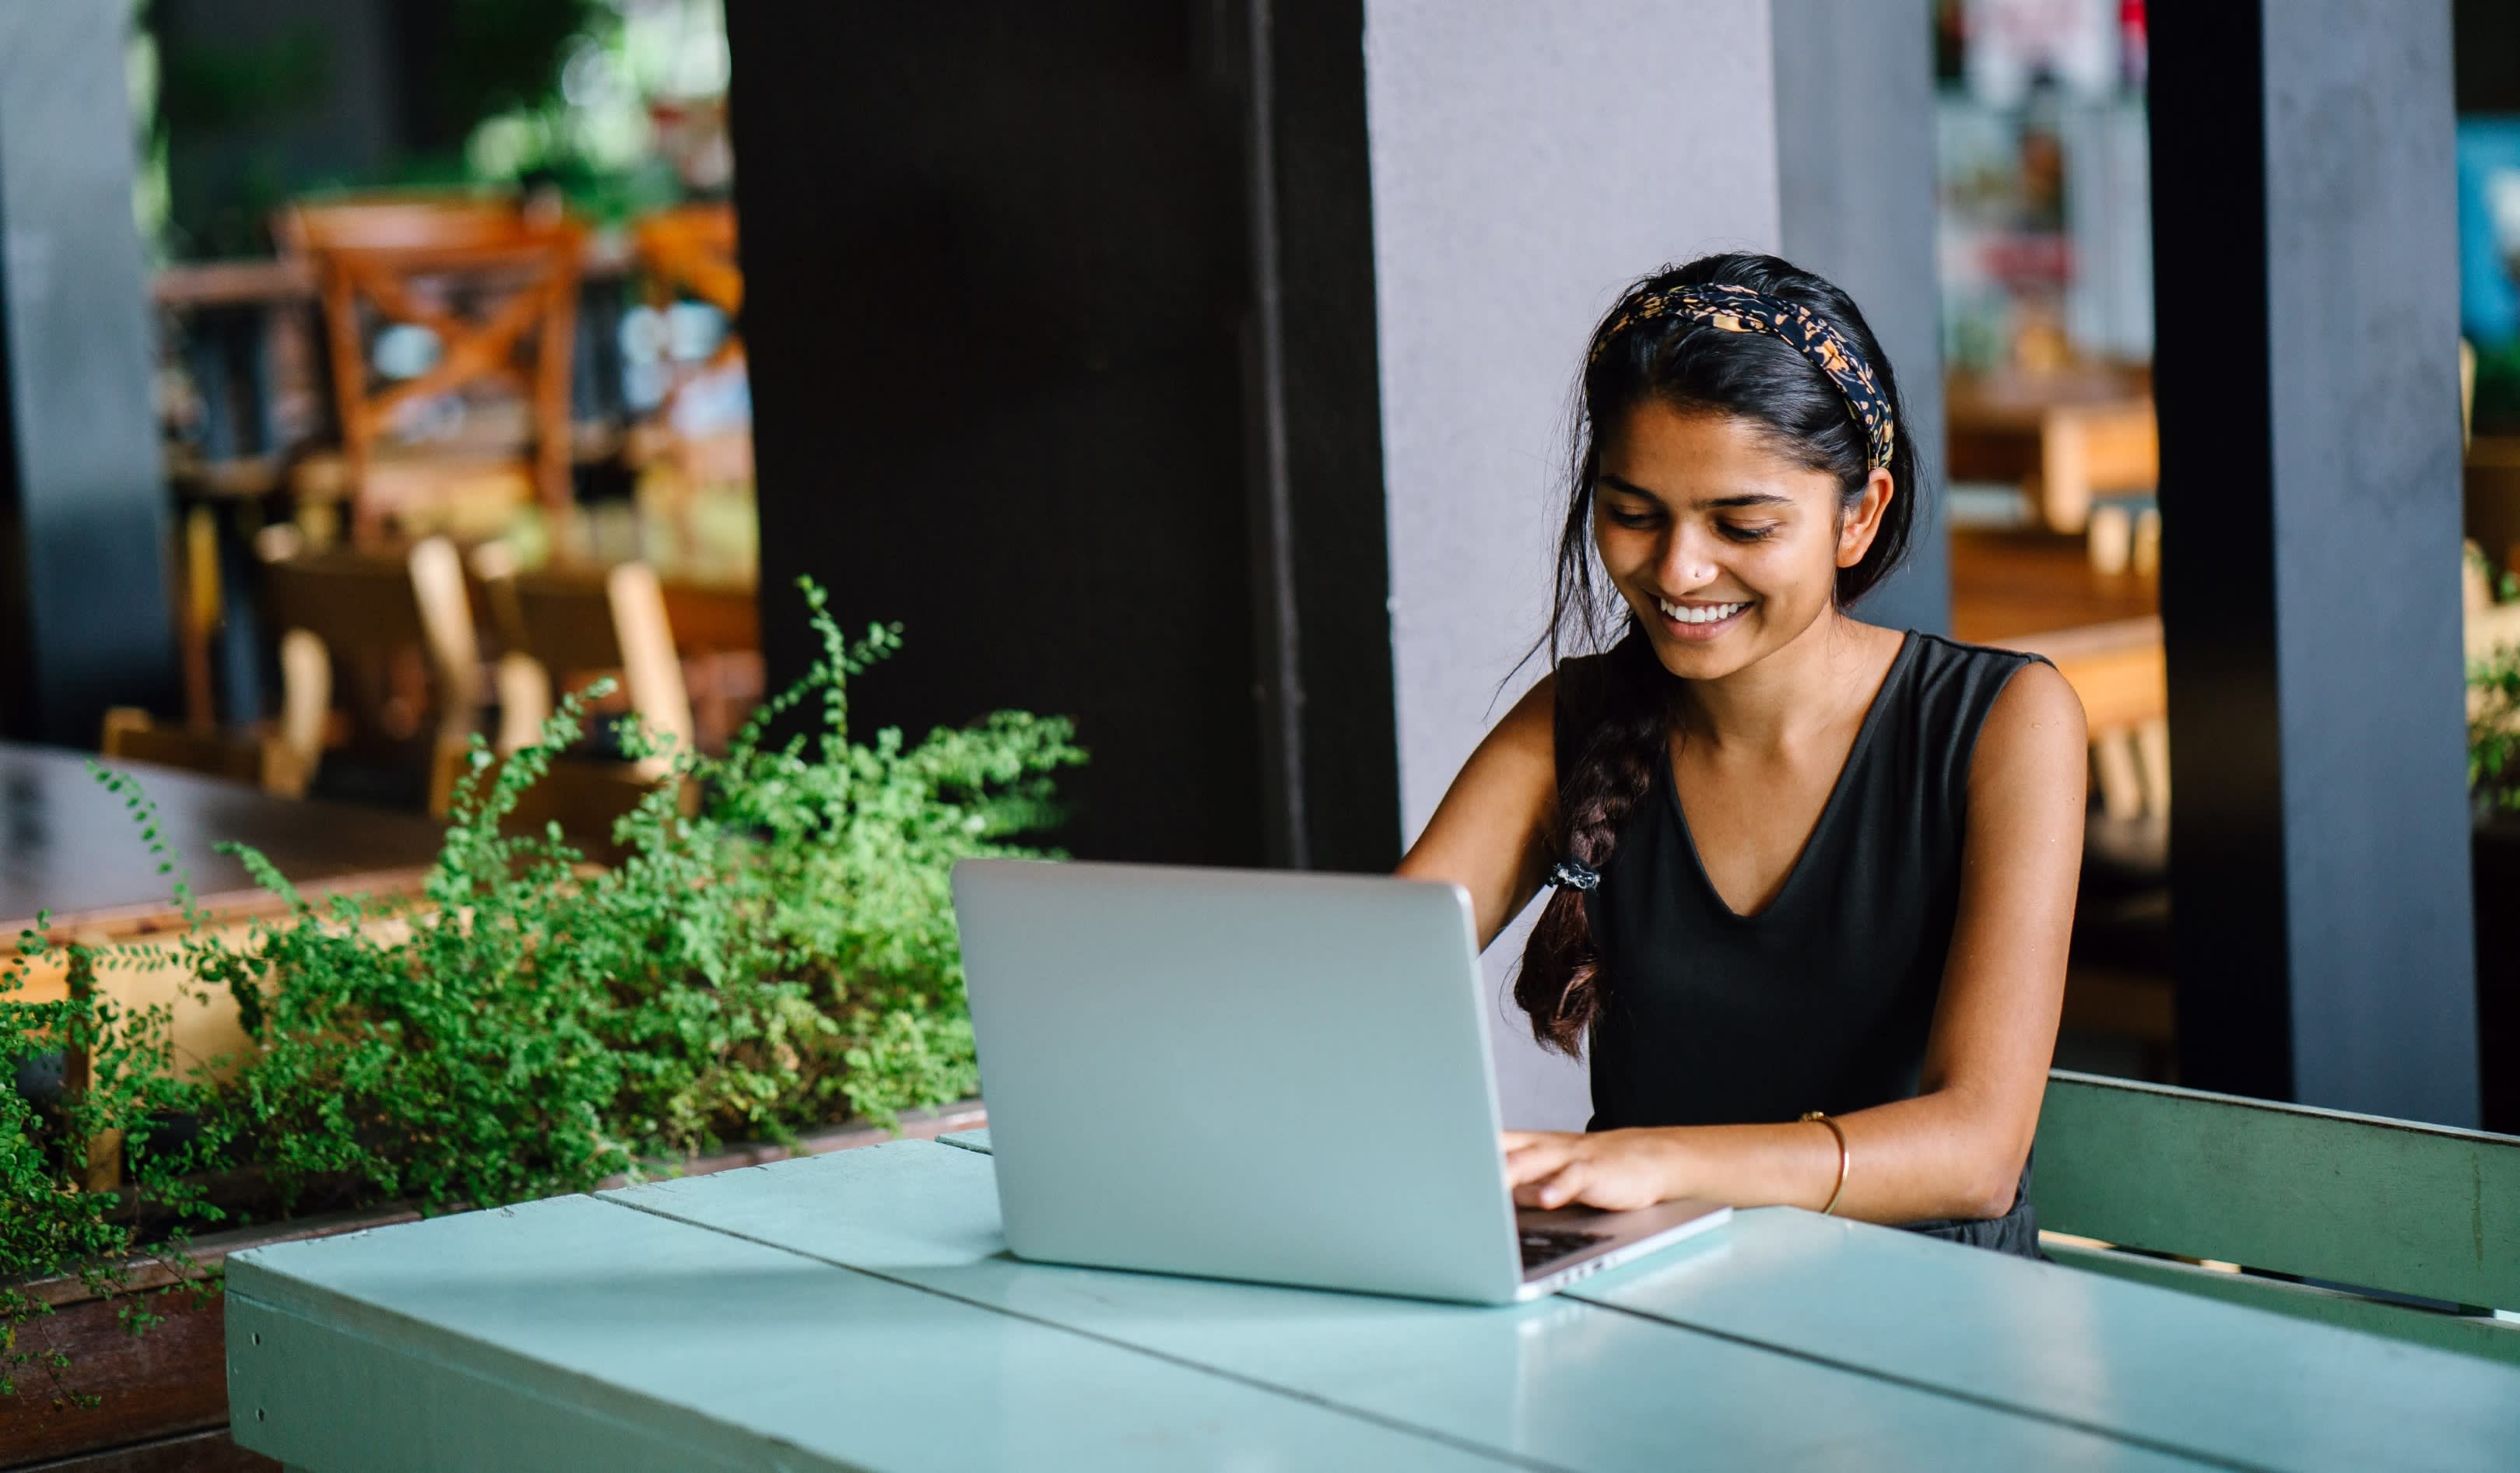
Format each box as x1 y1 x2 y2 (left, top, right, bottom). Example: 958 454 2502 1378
1504 660 2087 1221
1395 675 1560 951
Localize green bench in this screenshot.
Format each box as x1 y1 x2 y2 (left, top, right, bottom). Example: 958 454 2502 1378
2035 1068 2520 1365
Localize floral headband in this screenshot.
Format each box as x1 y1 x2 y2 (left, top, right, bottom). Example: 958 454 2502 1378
1587 282 1896 470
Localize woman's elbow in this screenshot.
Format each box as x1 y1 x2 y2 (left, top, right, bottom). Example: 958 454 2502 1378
1965 1139 2032 1219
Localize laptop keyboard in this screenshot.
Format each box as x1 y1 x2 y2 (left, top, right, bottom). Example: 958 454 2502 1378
1519 1226 1610 1272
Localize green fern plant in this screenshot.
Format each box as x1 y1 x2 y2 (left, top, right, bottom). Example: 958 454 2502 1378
3 578 1082 1405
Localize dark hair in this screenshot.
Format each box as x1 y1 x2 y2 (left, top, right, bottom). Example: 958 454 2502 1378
1512 253 1917 1055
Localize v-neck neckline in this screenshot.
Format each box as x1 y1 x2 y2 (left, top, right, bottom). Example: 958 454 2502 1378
1661 631 1916 922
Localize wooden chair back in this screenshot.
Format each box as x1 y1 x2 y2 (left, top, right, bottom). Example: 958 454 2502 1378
494 562 697 769
2036 1070 2520 1365
258 539 488 771
283 196 586 540
602 564 695 759
631 202 741 319
626 202 747 486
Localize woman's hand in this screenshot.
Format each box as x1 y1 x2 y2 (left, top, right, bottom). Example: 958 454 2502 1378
1501 1128 1680 1212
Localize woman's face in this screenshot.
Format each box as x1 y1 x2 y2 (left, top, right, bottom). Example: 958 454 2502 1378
1592 401 1890 680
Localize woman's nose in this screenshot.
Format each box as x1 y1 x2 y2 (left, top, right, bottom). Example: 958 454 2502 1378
1659 528 1720 589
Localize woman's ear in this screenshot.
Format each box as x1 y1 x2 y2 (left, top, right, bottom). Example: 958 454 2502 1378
1836 468 1895 570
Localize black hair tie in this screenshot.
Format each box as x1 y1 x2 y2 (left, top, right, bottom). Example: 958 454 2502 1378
1549 859 1601 893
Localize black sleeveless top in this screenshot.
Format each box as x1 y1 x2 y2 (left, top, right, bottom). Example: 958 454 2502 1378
1556 630 2048 1256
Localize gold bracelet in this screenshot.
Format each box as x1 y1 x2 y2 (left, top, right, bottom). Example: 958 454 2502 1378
1800 1110 1849 1216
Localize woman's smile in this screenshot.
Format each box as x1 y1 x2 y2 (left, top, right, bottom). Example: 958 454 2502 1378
1652 595 1753 640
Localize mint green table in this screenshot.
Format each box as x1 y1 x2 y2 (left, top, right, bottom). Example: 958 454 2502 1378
226 1137 2520 1471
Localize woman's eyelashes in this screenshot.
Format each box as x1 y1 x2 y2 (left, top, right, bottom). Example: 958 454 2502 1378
1599 503 1780 543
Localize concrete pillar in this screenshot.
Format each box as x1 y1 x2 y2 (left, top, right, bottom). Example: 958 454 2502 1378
1364 0 1784 1126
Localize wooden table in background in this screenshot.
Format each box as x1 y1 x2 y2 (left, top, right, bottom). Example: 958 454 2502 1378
4 742 449 1089
225 1132 2520 1470
2 740 445 935
1949 527 2159 647
1946 370 2158 534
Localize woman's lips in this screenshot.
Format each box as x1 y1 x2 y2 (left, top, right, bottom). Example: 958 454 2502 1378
1653 596 1750 641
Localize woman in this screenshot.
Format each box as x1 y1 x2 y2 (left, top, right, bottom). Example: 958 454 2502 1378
1399 254 2086 1254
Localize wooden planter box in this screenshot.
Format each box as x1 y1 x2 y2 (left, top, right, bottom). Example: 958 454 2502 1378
2 1101 984 1471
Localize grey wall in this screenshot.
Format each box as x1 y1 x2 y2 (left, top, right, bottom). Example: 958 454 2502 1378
1363 0 1782 1128
1771 0 1949 637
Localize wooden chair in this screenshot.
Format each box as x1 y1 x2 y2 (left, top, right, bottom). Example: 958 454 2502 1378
2036 1070 2520 1366
98 707 311 798
472 555 697 777
626 202 751 503
256 536 493 793
281 195 587 543
630 202 742 412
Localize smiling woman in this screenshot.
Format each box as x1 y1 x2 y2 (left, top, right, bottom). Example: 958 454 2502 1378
1398 254 2088 1255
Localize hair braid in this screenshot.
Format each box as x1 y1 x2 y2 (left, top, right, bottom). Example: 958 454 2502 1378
1513 633 1673 1054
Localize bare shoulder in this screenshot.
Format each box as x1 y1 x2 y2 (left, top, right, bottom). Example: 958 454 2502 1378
1493 669 1559 757
1971 658 2087 789
1395 670 1563 934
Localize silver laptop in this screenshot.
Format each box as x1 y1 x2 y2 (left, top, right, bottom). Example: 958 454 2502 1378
951 859 1729 1304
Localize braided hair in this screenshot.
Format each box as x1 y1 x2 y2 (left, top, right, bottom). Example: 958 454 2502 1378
1512 253 1918 1055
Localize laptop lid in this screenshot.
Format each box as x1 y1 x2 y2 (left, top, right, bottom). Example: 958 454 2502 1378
953 858 1527 1303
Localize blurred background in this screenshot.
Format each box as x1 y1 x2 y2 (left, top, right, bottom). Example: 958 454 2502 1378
0 0 2510 1135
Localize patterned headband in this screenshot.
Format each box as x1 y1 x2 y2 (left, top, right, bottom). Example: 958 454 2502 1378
1587 282 1896 470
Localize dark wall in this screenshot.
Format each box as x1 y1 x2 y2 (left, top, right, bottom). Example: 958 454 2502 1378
0 2 179 743
2455 0 2520 113
726 2 1399 869
2152 0 2478 1123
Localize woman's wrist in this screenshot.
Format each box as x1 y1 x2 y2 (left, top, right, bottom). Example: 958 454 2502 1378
1801 1112 1851 1215
1626 1127 1699 1203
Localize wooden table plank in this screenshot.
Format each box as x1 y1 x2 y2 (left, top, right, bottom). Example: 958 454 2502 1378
602 1142 2200 1470
226 1192 1520 1472
1569 1206 2520 1473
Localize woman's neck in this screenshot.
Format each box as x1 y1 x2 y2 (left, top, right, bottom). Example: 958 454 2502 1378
1677 608 1897 756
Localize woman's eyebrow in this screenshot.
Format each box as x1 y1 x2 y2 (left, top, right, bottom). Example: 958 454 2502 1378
1596 472 1792 510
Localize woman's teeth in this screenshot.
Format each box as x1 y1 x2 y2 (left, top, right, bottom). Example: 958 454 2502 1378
1658 598 1746 626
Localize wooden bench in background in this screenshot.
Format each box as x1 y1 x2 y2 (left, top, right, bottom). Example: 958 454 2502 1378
2036 1069 2520 1366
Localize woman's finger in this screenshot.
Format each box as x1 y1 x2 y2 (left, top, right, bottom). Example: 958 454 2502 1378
1532 1161 1588 1211
1503 1139 1569 1185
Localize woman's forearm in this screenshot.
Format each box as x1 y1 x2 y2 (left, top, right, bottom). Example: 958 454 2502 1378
1634 1090 2027 1224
